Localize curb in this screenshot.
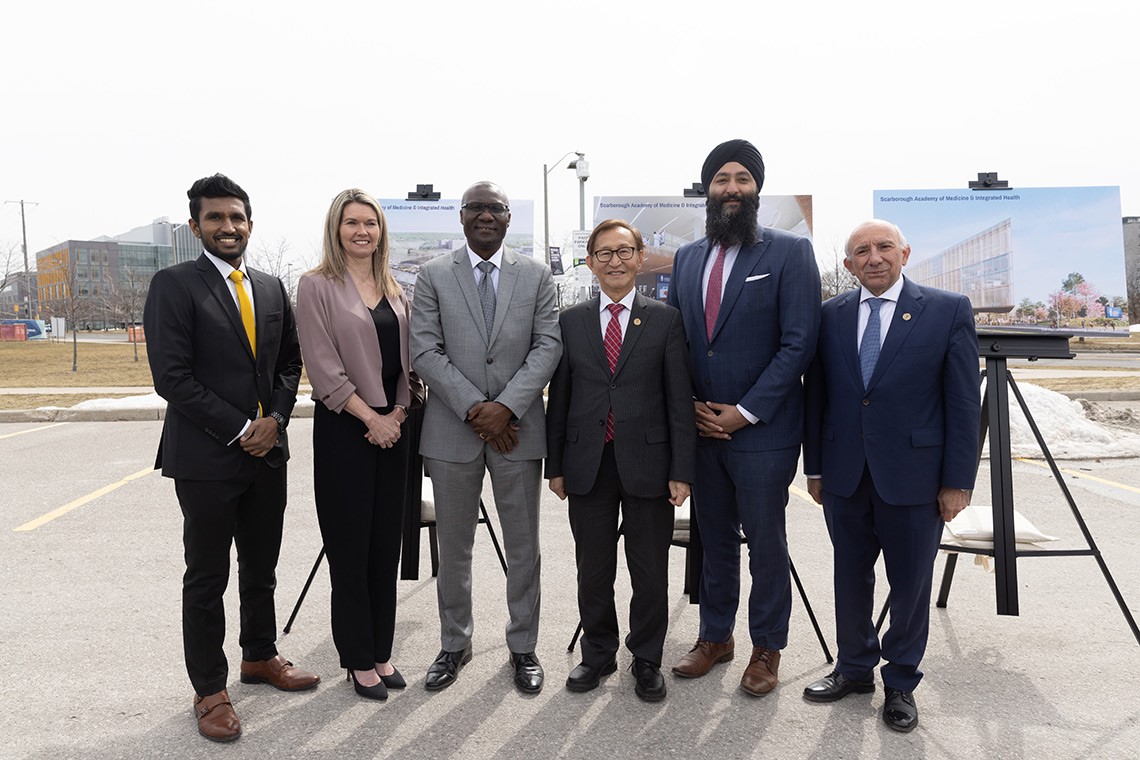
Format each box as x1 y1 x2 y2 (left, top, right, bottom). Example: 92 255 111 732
0 395 1136 423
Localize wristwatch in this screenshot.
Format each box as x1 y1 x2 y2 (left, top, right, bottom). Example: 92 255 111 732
268 411 287 435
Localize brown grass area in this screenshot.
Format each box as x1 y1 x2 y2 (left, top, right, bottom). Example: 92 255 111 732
0 340 154 387
1022 376 1140 392
1070 335 1139 352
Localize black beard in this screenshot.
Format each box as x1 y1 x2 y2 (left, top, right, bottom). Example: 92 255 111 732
201 238 247 262
705 191 760 247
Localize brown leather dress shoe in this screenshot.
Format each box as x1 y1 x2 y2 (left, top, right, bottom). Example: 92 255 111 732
671 636 735 678
239 654 320 691
740 646 781 696
194 689 240 742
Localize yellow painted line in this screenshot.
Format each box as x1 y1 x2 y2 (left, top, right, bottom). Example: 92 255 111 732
0 423 66 441
1015 458 1140 495
14 466 156 532
790 484 821 509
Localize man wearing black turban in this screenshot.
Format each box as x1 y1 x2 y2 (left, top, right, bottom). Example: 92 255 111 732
666 139 821 697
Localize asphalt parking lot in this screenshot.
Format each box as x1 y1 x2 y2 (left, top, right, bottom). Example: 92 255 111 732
1 418 1138 759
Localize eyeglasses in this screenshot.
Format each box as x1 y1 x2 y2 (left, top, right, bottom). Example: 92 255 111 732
591 246 637 262
461 202 510 217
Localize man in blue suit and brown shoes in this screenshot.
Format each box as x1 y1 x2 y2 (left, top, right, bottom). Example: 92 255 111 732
802 219 979 732
666 139 821 696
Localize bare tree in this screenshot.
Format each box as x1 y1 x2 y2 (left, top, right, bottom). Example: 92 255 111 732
0 240 19 294
248 237 311 305
40 252 101 371
819 240 856 300
102 264 150 362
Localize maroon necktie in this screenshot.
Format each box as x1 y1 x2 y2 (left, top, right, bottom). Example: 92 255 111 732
604 303 624 442
704 244 727 341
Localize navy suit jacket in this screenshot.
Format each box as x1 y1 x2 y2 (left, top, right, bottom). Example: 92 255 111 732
667 227 821 452
144 254 302 481
803 277 980 505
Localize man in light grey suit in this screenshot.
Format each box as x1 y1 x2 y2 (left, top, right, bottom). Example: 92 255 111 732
411 181 562 694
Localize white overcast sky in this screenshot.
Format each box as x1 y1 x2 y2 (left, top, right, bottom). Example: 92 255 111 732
2 0 1138 270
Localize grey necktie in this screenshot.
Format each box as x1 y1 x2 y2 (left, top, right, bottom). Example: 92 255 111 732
477 260 496 336
860 297 885 388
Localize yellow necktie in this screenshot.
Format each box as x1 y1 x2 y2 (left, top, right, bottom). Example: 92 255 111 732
229 270 256 357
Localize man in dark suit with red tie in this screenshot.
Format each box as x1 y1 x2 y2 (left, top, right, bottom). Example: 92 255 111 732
546 220 695 702
144 174 317 743
802 220 979 732
666 140 821 696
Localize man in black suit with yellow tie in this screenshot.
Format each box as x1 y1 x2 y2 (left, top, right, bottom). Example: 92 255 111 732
546 219 695 702
144 174 317 743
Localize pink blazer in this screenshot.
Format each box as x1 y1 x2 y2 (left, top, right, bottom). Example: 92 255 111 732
296 271 423 413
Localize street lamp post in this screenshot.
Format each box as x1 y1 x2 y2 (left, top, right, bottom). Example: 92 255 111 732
542 151 584 267
568 156 590 231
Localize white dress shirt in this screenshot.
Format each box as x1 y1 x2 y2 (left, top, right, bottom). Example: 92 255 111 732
857 275 906 352
598 289 636 339
467 246 504 292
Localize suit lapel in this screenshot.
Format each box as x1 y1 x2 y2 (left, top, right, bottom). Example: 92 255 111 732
685 240 712 349
490 248 519 346
867 278 925 390
197 255 254 362
612 293 648 378
711 235 769 343
451 247 489 344
836 290 862 390
578 296 608 372
248 267 271 364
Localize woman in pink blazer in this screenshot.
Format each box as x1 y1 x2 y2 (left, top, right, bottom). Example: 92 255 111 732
296 189 423 701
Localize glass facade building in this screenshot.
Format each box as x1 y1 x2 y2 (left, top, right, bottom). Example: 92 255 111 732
908 218 1014 312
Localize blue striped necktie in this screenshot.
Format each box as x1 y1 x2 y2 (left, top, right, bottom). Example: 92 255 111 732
860 297 885 387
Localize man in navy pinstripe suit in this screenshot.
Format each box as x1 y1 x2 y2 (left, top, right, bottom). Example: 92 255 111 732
666 139 821 696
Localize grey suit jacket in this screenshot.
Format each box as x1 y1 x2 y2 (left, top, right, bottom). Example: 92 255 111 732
411 246 561 463
545 293 695 498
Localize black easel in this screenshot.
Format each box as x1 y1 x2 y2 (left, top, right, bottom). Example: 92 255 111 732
932 330 1139 645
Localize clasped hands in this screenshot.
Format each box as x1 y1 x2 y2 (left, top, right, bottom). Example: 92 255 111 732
364 407 406 448
240 417 279 457
468 401 518 454
695 400 749 439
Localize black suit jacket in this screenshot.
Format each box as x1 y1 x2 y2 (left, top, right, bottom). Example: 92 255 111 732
144 254 302 481
545 293 695 498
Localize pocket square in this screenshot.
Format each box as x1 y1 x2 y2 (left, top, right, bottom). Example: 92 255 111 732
744 274 770 282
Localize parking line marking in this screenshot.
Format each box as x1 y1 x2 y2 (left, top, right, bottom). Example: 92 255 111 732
14 466 156 532
0 423 66 441
1015 458 1140 495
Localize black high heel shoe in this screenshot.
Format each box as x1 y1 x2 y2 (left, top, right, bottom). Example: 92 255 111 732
378 666 406 689
347 669 388 701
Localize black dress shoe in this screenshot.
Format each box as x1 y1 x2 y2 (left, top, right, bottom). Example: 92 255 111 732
425 645 472 692
379 667 406 690
883 687 919 733
631 658 666 703
803 671 875 703
566 660 617 693
347 670 388 701
509 651 544 694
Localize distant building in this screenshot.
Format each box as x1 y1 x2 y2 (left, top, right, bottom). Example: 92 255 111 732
0 271 37 318
1123 217 1140 326
907 218 1014 313
34 218 197 326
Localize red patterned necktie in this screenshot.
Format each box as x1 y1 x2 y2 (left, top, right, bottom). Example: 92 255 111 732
704 244 727 341
604 302 624 442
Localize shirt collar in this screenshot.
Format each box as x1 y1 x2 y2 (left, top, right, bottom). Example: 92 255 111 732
860 274 905 304
599 289 636 313
203 250 248 278
467 246 504 271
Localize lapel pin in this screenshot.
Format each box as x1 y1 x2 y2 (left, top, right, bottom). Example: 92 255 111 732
902 313 912 321
633 318 642 326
